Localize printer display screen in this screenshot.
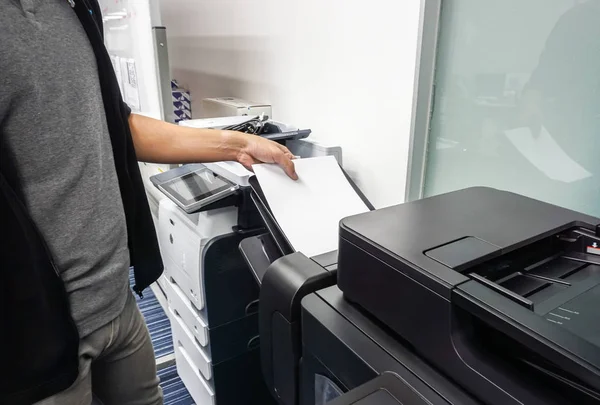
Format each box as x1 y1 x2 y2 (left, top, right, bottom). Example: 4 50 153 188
162 169 233 205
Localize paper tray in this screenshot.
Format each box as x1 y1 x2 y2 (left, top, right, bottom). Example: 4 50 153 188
248 166 374 257
242 167 374 284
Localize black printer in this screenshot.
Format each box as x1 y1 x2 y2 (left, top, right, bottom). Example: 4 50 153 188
240 186 600 405
337 187 600 404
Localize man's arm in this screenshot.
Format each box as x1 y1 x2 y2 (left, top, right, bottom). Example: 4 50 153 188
129 113 297 179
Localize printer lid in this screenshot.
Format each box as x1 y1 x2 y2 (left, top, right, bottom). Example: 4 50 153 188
339 187 600 294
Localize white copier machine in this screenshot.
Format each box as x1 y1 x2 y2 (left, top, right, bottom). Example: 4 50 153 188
140 117 342 405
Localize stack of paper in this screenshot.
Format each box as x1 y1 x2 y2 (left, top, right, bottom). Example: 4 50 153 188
253 156 369 257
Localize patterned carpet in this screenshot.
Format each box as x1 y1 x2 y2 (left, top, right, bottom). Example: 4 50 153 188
158 365 195 405
130 277 174 359
130 270 194 404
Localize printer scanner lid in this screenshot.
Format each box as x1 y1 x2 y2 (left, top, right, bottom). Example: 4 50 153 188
339 187 600 294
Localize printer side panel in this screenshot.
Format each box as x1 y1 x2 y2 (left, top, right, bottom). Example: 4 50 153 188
259 252 338 405
337 237 452 365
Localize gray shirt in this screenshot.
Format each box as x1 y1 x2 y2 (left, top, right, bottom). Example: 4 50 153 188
0 0 130 337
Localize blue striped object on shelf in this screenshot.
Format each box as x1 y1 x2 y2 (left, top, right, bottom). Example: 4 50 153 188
128 270 174 359
159 365 195 405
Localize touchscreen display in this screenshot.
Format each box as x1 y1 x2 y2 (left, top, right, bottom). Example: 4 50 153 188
162 169 233 206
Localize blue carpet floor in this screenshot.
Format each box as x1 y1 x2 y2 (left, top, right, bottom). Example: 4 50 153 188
159 365 196 405
131 278 174 359
130 270 194 404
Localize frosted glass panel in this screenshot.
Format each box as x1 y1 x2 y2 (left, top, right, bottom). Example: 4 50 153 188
424 0 600 217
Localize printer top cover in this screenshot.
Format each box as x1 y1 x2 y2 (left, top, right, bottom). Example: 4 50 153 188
339 187 599 293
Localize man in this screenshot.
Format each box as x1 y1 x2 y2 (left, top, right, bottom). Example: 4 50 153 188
0 1 297 404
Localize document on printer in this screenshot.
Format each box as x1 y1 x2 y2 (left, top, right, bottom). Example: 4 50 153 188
504 126 591 183
253 156 369 258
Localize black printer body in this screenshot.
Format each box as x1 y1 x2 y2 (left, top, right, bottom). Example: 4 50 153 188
338 187 600 404
241 185 600 405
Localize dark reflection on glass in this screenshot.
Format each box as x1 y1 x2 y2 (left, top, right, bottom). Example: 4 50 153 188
425 0 600 217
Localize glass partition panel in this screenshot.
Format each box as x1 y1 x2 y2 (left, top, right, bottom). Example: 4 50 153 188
423 0 599 217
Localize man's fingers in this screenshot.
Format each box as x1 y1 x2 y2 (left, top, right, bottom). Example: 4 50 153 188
271 142 297 179
277 144 300 161
246 139 298 179
276 143 292 154
275 152 298 180
239 155 261 172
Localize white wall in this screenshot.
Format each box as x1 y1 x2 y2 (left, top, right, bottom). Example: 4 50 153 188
100 0 163 119
159 0 421 208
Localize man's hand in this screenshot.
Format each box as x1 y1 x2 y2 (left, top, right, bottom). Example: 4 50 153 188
129 114 298 179
235 134 298 180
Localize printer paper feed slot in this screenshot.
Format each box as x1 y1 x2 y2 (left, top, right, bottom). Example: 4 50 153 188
500 274 552 297
252 156 370 258
467 225 599 315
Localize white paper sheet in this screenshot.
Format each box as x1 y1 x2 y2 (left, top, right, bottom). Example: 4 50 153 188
253 156 369 257
505 126 591 183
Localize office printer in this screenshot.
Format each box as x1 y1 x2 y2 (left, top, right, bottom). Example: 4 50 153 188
148 122 344 405
241 186 600 405
240 175 476 405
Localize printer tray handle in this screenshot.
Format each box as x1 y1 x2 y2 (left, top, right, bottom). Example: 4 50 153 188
260 252 337 405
